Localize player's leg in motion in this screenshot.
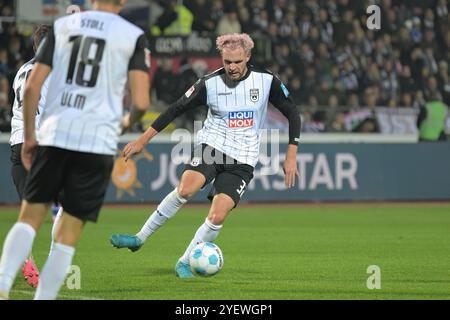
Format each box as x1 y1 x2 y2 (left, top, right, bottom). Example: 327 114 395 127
175 194 234 278
34 212 83 300
0 202 49 300
20 204 62 290
110 170 206 251
34 149 113 300
21 204 63 289
50 205 63 253
10 145 40 289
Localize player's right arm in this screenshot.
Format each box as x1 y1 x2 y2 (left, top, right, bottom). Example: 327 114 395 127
122 35 152 133
123 78 207 160
268 75 301 188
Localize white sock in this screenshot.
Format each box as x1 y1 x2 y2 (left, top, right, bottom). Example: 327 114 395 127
49 207 63 254
136 188 187 242
0 222 36 293
179 218 223 264
34 242 75 300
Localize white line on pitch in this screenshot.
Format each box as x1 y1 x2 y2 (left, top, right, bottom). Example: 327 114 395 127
14 290 104 300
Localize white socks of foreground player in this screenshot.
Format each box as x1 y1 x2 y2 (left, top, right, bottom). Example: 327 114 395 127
35 242 75 300
0 219 73 300
0 222 36 295
179 218 223 265
136 188 187 242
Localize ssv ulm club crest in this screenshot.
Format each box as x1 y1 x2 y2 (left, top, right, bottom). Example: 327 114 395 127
250 88 259 102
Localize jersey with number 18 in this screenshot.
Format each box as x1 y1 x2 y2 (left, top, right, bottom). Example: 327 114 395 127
35 10 150 155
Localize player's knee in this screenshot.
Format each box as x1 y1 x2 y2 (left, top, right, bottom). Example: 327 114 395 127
177 184 196 199
18 201 50 231
54 227 81 247
207 211 227 226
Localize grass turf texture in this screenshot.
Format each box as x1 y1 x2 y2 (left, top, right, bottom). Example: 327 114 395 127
0 204 449 300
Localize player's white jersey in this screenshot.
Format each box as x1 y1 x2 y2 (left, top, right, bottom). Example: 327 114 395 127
35 11 150 155
9 59 50 146
151 66 299 167
197 69 274 167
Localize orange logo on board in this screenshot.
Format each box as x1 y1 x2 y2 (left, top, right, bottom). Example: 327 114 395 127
111 149 153 199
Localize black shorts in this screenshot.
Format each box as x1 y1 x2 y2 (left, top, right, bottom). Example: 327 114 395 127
10 143 28 200
11 144 64 204
23 146 114 222
184 144 254 207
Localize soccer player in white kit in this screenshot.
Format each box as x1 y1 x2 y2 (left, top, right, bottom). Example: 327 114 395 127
9 25 63 289
111 33 301 278
0 0 150 300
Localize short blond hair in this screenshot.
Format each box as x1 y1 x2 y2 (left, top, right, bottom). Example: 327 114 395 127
216 33 254 54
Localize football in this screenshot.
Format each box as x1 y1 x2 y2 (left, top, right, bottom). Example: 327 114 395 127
189 242 224 276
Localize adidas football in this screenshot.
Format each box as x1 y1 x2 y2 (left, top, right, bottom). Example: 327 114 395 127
189 242 224 276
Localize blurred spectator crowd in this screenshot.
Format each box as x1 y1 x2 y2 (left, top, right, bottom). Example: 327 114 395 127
1 0 450 134
0 0 33 132
151 0 450 133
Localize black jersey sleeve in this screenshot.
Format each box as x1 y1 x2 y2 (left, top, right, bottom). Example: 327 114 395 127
35 26 55 68
269 76 301 145
128 34 151 72
151 78 207 132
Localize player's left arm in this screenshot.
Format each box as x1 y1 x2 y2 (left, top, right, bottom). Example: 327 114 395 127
269 76 301 188
22 27 54 170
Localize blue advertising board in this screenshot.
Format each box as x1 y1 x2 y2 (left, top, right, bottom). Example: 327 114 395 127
1 143 449 204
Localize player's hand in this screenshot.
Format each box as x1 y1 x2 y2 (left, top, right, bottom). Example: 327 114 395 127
122 140 145 161
21 138 38 171
283 157 299 188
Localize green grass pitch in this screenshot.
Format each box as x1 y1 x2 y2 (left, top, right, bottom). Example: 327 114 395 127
1 204 449 300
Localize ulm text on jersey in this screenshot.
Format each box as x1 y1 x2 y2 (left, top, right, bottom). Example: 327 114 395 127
61 92 86 110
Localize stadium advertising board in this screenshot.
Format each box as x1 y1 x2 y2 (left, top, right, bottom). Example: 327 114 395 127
148 35 271 60
149 34 217 57
2 142 449 204
17 0 91 22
